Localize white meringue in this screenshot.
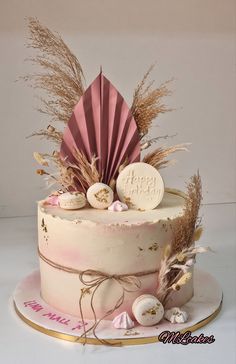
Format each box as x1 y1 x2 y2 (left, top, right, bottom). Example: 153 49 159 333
108 200 128 212
112 312 135 329
164 307 188 324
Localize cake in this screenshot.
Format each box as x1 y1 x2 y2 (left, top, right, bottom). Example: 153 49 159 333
38 189 193 320
21 18 214 344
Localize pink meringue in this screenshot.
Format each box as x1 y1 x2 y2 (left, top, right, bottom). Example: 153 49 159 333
112 312 134 329
45 195 60 206
108 200 128 212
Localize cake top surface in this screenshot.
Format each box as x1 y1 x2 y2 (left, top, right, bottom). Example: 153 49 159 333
39 190 185 225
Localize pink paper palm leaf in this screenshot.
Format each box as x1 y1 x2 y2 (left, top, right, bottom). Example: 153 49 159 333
60 72 140 189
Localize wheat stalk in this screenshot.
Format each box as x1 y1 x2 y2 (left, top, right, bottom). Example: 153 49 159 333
34 149 101 193
28 125 63 144
23 17 85 124
171 172 202 254
67 149 101 191
143 144 188 169
131 65 173 137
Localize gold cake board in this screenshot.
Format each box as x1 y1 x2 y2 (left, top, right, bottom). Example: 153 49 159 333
13 269 222 346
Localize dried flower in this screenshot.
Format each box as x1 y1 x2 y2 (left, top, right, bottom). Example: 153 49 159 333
156 243 210 306
47 125 55 132
193 226 203 241
66 149 101 191
171 272 192 291
164 244 171 258
33 152 49 166
36 169 48 175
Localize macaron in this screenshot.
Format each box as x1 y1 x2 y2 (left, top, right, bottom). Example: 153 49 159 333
132 294 164 326
58 192 86 210
86 183 114 209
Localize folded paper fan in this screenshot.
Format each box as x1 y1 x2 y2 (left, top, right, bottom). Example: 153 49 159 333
60 72 140 190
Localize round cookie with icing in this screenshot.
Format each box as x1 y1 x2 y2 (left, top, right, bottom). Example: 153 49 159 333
116 162 164 210
87 183 114 209
58 192 86 210
132 294 164 326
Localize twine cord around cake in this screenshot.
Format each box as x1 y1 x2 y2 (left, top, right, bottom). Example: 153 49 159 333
38 248 158 345
78 270 143 345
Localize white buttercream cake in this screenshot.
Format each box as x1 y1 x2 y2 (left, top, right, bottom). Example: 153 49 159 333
38 190 193 320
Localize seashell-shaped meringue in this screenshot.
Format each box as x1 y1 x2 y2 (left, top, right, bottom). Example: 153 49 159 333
164 307 188 324
108 200 128 212
112 311 135 329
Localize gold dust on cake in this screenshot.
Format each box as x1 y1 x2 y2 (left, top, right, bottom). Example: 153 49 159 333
148 242 159 251
124 329 140 336
81 287 91 296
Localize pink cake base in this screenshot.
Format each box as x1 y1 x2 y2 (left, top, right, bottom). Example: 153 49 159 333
12 269 222 345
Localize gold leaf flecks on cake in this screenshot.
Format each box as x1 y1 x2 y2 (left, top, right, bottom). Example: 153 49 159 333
148 242 159 251
81 287 91 296
124 196 134 208
124 329 140 336
41 218 48 233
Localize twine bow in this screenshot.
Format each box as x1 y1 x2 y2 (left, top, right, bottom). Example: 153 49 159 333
38 248 158 346
78 270 142 346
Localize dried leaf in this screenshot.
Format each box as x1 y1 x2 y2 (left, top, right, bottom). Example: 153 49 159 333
33 152 49 166
193 227 203 241
173 272 192 287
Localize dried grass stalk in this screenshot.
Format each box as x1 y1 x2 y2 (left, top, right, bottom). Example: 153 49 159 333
143 144 188 169
28 125 63 144
131 65 172 137
50 152 79 191
156 172 203 306
171 172 202 254
23 17 85 124
141 134 177 150
66 149 101 192
34 152 76 191
35 149 101 192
